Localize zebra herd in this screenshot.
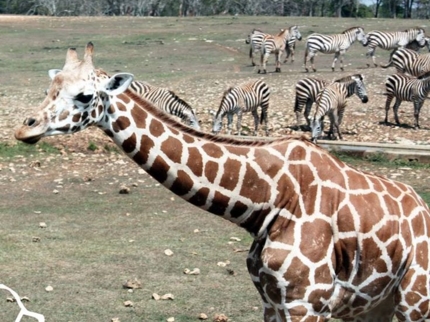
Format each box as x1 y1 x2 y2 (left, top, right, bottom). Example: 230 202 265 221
127 24 430 143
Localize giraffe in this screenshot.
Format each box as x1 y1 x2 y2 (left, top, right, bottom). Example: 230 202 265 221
15 42 430 322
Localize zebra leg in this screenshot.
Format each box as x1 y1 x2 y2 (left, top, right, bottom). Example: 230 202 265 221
250 47 256 66
384 95 394 124
260 105 269 136
227 113 234 135
392 99 402 125
258 53 268 74
413 100 424 129
339 50 346 71
366 47 377 68
275 52 281 73
310 55 317 73
252 110 260 136
236 111 243 135
332 52 340 72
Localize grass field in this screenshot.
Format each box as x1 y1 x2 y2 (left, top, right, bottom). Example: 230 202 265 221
1 15 430 322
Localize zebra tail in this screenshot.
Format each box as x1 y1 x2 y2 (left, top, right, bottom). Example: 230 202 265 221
380 58 392 69
304 46 308 65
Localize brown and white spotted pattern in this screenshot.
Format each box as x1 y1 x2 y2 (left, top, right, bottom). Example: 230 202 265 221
15 43 430 322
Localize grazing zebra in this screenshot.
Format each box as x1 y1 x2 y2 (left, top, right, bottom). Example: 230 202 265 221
246 28 268 67
381 47 430 77
311 75 369 142
405 36 430 52
258 25 302 74
304 26 366 72
294 74 365 129
129 81 200 130
212 79 270 136
364 27 426 67
384 72 430 129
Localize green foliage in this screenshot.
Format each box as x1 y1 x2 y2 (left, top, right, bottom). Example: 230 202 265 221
87 141 98 151
0 142 59 158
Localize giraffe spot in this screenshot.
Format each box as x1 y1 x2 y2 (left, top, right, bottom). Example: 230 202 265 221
262 246 289 272
359 237 387 276
161 137 182 164
300 220 332 263
71 125 80 132
349 193 385 234
131 106 147 128
375 216 399 243
133 135 154 165
107 104 116 114
351 295 368 308
112 116 131 133
307 287 332 312
183 134 196 144
149 155 170 184
170 169 194 196
57 124 71 132
259 271 282 304
226 145 250 157
311 151 346 187
149 118 165 138
239 164 271 204
117 101 127 112
273 174 296 210
122 133 137 154
252 148 283 178
188 187 210 207
268 215 295 245
187 147 203 177
230 200 248 219
104 129 114 138
59 110 69 121
204 160 219 184
202 142 223 159
319 186 345 217
288 163 317 216
344 169 370 190
219 158 241 191
414 239 429 269
283 257 310 298
360 275 392 296
72 113 81 123
208 190 230 216
241 207 272 235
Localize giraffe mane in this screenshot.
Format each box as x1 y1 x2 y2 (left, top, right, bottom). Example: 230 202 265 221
123 88 308 147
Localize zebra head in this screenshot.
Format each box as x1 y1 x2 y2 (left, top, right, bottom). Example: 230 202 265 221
212 111 223 134
290 25 302 41
360 33 369 46
354 27 366 44
416 28 427 47
351 75 369 103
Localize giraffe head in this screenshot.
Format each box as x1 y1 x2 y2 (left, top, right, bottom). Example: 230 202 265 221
15 42 134 144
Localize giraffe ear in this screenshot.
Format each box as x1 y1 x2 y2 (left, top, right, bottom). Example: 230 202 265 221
48 69 62 80
102 73 134 95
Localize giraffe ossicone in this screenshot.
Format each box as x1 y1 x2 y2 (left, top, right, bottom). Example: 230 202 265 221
15 42 430 322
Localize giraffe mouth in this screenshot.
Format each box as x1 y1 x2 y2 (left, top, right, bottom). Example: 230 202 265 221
15 133 43 145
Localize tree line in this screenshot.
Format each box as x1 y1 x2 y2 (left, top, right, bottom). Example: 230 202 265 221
1 0 429 19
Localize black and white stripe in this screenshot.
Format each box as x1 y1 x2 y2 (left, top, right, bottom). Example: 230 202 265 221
129 81 200 130
381 47 430 77
364 27 426 67
311 75 368 142
246 28 269 67
294 74 366 129
384 72 430 128
304 26 366 72
283 35 300 63
212 79 270 136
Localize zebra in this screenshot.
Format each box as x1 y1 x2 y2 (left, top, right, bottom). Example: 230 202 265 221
212 79 270 136
258 25 302 74
246 28 268 67
246 28 300 66
311 75 369 142
293 74 366 129
364 27 426 68
304 26 366 72
384 72 430 129
381 47 430 77
129 81 200 130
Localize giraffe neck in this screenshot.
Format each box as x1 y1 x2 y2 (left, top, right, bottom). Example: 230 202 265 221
102 89 286 237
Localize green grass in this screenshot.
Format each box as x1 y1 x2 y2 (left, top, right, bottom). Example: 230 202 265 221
0 142 59 158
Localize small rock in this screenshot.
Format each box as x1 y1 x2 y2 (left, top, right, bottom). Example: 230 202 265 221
123 278 142 289
213 313 229 322
119 186 130 194
152 293 161 301
39 222 47 228
45 285 53 292
160 293 174 300
167 318 175 322
164 249 174 256
198 313 208 320
123 300 133 307
32 237 41 243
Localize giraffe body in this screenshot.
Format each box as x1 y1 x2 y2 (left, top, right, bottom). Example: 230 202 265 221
15 43 430 322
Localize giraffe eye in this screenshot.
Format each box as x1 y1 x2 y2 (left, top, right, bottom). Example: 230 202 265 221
75 93 93 104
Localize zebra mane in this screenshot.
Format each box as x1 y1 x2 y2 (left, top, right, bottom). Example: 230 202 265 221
404 27 425 33
335 73 364 83
342 26 362 34
418 71 430 79
123 87 310 147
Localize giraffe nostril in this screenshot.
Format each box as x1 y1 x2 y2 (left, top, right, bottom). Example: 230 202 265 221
25 117 38 127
